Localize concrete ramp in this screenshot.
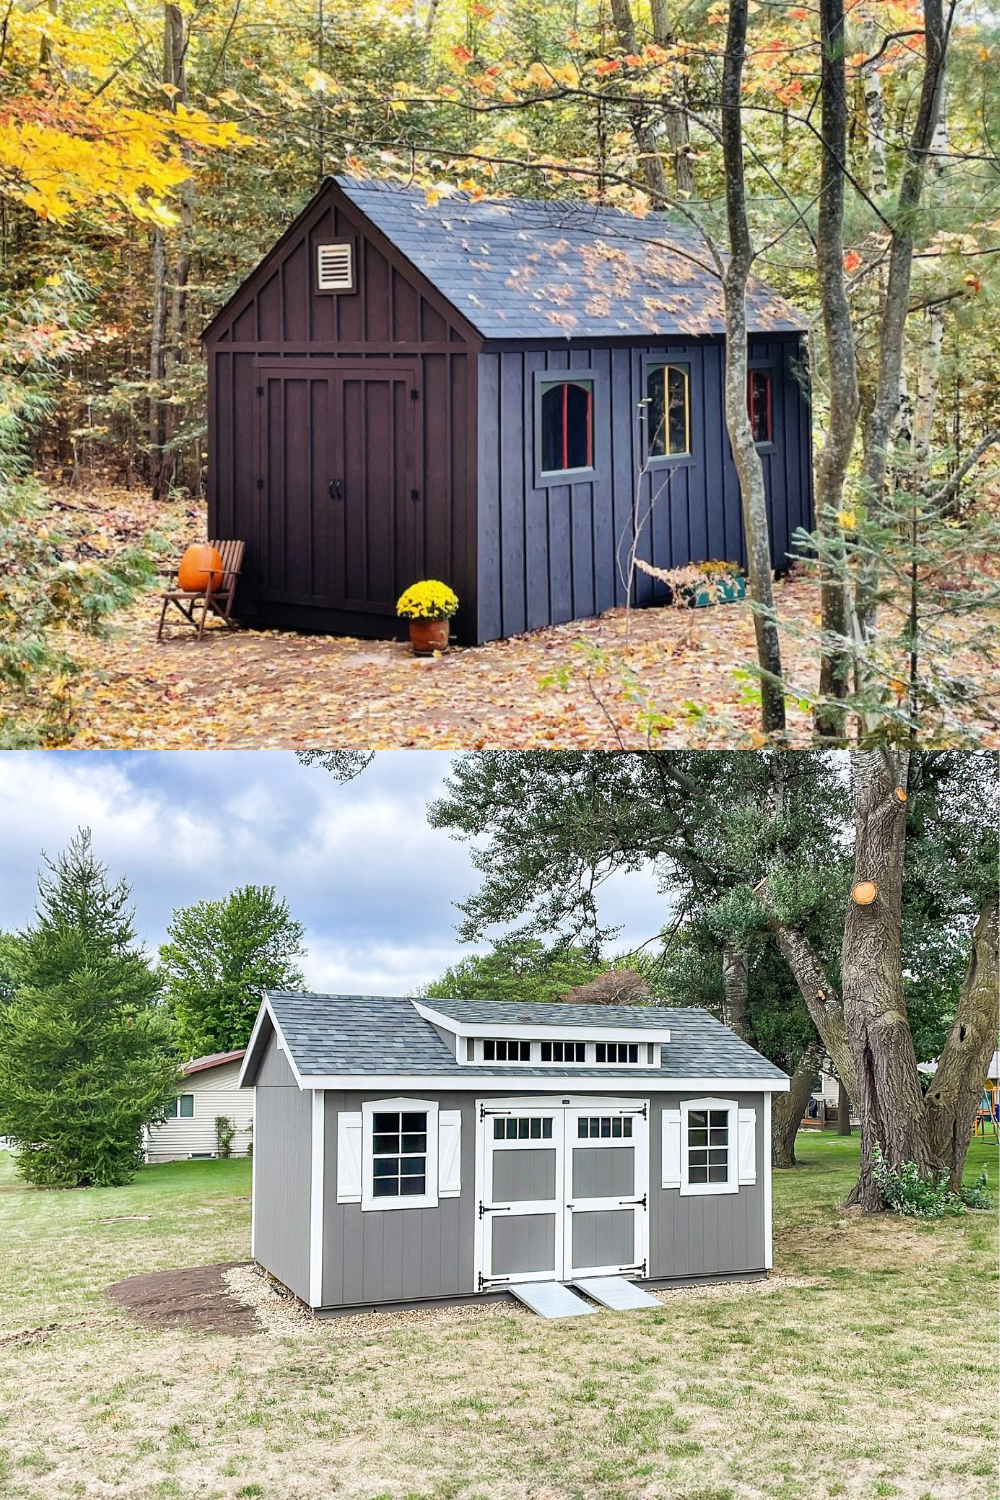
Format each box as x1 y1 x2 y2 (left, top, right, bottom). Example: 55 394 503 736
509 1282 597 1319
572 1277 661 1310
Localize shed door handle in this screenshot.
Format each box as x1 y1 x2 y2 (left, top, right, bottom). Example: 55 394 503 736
329 478 343 500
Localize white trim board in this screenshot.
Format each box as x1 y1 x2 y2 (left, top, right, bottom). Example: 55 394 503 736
413 1000 670 1045
280 1073 790 1094
763 1092 773 1269
309 1089 325 1306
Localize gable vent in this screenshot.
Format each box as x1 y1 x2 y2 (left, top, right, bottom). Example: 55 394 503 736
317 242 354 292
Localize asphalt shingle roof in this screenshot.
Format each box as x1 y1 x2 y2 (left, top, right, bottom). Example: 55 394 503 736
337 176 807 341
262 992 787 1082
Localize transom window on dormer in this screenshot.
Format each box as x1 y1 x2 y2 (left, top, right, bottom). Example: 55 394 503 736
484 1038 531 1061
595 1042 639 1063
540 1041 586 1062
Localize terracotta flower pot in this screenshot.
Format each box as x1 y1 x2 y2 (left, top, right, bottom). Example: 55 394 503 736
408 618 450 656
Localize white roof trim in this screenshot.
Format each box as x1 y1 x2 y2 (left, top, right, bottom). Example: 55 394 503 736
238 996 306 1090
279 1073 790 1094
412 999 670 1045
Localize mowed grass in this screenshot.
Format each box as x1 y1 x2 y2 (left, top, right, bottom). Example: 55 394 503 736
0 1136 996 1500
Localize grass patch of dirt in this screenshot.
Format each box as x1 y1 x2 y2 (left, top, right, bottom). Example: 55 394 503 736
0 1139 995 1500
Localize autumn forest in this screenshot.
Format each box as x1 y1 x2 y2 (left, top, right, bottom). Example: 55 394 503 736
1 0 999 747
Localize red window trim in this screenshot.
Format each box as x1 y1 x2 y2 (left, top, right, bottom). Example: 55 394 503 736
748 369 773 444
544 378 595 473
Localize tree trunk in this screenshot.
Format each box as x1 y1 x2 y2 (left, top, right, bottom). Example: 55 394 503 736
150 2 189 501
842 749 932 1210
648 0 694 196
855 1 949 644
772 1041 826 1168
837 1076 852 1134
814 0 859 740
721 942 749 1039
860 14 888 201
720 0 785 735
924 894 999 1189
766 918 857 1102
608 0 668 203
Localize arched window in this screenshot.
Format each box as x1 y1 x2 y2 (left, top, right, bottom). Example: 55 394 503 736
540 379 594 474
646 363 690 457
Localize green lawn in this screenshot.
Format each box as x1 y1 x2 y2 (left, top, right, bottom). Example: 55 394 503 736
0 1138 996 1500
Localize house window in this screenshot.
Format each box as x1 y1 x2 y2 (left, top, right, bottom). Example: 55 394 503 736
748 369 773 443
540 379 594 475
595 1043 639 1064
494 1117 553 1140
484 1039 531 1061
646 363 690 457
578 1116 633 1139
540 1041 586 1062
163 1094 194 1120
688 1107 729 1183
371 1111 428 1198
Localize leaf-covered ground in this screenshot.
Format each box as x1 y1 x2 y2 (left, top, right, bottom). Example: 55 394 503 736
47 488 1000 749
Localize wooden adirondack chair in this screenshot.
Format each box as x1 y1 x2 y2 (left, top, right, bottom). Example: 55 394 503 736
157 539 245 642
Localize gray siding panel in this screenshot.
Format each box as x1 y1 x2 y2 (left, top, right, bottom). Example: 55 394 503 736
572 1145 635 1199
492 1147 557 1202
315 1086 768 1309
492 1213 557 1275
253 1034 311 1302
571 1208 634 1269
648 1092 766 1278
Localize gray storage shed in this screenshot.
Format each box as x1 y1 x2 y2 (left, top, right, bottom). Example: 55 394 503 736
239 992 789 1313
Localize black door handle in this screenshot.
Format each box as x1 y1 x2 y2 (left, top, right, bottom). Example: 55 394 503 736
329 478 343 500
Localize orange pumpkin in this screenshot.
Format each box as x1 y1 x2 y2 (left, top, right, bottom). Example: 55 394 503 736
178 544 224 593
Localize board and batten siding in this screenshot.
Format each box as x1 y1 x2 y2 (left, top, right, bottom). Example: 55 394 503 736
145 1059 253 1162
648 1092 767 1277
252 1033 312 1304
475 335 811 642
205 181 480 644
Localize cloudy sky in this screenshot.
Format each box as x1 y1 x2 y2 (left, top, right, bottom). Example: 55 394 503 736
0 752 665 992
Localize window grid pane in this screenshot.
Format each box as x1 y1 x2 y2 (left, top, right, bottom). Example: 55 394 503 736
688 1107 729 1185
494 1116 553 1140
540 380 595 474
179 1095 194 1118
372 1109 428 1199
646 364 690 457
578 1116 633 1139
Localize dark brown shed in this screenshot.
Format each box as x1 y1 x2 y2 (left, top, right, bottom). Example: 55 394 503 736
203 176 812 645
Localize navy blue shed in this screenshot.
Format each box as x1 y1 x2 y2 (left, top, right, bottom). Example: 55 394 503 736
204 176 813 646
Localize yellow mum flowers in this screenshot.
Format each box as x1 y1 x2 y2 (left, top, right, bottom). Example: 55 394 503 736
396 580 460 621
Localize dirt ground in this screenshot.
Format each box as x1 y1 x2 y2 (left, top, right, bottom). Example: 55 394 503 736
50 487 1000 750
106 1263 260 1337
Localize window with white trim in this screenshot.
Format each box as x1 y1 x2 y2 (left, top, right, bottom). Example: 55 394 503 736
541 1041 585 1062
162 1094 194 1119
595 1042 639 1063
484 1039 531 1061
360 1098 439 1211
678 1097 739 1196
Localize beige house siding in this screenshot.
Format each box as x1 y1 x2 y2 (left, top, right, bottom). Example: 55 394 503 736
146 1059 253 1162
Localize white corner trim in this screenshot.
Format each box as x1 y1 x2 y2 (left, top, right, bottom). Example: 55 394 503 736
763 1092 773 1269
250 1085 257 1260
309 1090 325 1306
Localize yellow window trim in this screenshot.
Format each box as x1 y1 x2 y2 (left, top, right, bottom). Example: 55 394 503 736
648 362 691 457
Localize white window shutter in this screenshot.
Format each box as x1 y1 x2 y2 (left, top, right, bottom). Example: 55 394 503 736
439 1110 462 1197
337 1111 362 1203
738 1108 757 1185
662 1109 682 1188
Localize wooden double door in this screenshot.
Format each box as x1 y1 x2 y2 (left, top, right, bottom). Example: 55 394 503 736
255 361 422 619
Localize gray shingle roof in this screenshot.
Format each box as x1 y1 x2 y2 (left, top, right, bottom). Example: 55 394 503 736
262 992 787 1082
337 176 806 342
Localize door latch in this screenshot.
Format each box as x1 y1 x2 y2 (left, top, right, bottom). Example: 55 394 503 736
329 478 344 500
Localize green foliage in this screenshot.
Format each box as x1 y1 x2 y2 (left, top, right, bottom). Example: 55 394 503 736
958 1168 991 1211
419 938 603 1005
215 1116 236 1158
870 1144 967 1220
159 885 307 1057
0 274 159 745
0 830 179 1188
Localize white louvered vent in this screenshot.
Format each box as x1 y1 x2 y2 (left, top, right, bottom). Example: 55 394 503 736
316 242 354 292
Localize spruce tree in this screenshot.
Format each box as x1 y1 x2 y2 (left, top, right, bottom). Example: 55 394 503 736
0 830 178 1188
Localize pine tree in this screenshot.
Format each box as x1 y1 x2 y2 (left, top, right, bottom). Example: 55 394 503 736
0 830 178 1188
159 885 307 1056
